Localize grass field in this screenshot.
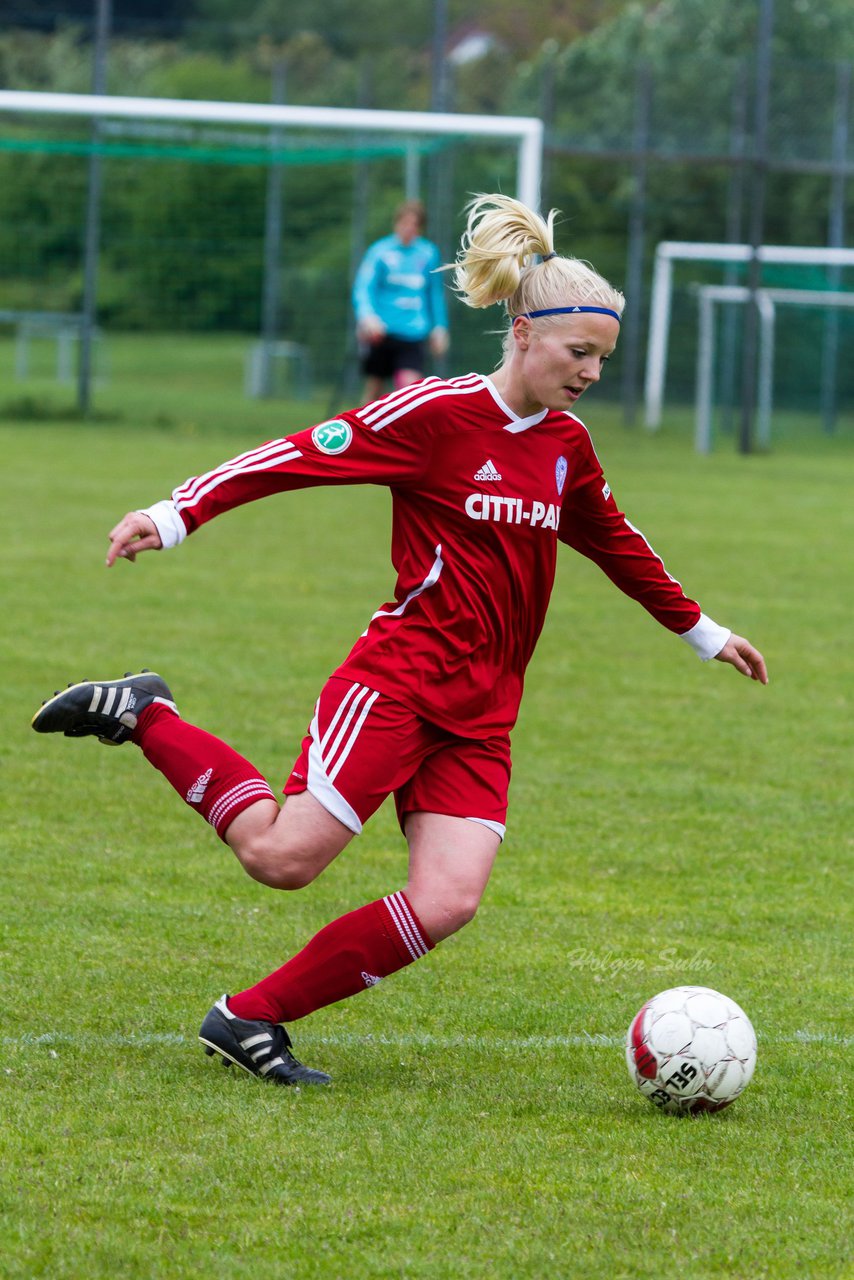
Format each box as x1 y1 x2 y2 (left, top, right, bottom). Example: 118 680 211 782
1 370 852 1278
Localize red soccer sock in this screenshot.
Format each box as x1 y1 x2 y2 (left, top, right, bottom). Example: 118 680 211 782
227 891 435 1023
133 702 276 841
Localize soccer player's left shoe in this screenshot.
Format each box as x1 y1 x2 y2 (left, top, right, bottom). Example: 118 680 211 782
31 670 176 745
199 995 332 1087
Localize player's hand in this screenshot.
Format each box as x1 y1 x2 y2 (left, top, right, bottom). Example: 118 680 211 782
106 512 162 567
713 633 768 684
358 316 386 344
430 326 449 357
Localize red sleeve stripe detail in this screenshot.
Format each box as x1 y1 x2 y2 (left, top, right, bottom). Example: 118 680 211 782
174 437 296 503
355 373 480 428
174 439 303 511
361 376 484 433
623 517 683 589
354 376 443 425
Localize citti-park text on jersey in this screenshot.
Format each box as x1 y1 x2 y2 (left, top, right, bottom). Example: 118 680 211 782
464 493 561 530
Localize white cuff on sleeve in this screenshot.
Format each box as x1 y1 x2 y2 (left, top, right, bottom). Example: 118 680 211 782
137 499 187 549
679 612 732 661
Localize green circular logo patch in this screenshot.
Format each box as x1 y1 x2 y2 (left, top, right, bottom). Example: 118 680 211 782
312 419 353 455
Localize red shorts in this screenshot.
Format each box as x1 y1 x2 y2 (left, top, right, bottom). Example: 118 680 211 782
284 676 510 839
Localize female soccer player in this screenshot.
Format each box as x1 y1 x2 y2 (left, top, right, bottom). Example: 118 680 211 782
33 195 767 1087
352 199 449 402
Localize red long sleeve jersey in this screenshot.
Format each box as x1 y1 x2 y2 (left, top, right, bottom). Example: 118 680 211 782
172 374 701 738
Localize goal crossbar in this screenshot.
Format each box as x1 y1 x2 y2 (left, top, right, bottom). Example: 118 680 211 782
695 286 854 452
645 240 854 428
0 89 543 208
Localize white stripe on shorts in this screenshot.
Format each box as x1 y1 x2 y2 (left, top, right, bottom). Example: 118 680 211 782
319 682 365 757
327 688 379 783
320 683 377 779
301 682 380 834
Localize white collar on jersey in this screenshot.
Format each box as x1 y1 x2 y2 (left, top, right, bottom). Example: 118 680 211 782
481 376 550 432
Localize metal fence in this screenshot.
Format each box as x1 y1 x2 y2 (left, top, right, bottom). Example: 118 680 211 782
0 45 850 438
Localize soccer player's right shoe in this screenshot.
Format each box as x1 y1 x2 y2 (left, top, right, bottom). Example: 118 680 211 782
31 671 176 745
199 995 332 1087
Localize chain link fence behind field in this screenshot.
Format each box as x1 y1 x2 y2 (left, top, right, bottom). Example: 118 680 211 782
0 51 850 437
0 112 522 419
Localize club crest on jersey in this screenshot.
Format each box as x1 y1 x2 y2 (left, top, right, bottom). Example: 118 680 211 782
555 455 568 495
312 419 353 455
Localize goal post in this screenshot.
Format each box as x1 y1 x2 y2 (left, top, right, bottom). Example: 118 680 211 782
0 89 543 411
695 285 854 452
0 90 544 209
644 240 854 430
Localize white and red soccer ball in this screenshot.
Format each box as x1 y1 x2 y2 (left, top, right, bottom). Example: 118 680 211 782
626 985 757 1114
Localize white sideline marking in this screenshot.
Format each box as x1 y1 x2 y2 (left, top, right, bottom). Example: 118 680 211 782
1 1029 851 1052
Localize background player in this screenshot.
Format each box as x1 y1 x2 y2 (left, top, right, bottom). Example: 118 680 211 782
32 194 767 1088
352 198 449 402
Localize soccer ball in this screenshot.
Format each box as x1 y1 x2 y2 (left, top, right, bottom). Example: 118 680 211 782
626 985 757 1114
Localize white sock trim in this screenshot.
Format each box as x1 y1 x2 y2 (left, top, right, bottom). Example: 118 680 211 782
207 779 277 831
383 891 429 961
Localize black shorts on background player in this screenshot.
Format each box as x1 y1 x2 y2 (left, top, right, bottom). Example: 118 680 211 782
360 335 425 379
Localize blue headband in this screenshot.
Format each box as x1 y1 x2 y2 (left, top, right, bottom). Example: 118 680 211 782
522 305 622 323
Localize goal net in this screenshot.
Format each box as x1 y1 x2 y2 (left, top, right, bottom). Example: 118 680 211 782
0 90 542 415
644 241 854 443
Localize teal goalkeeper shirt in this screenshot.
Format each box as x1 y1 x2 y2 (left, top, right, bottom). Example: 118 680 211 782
352 234 448 341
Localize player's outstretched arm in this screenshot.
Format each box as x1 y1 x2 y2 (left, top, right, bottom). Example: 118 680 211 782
713 633 768 684
106 512 163 567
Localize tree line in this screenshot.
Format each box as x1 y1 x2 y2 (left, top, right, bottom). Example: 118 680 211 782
0 1 851 407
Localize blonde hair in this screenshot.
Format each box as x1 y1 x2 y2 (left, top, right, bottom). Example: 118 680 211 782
448 194 624 352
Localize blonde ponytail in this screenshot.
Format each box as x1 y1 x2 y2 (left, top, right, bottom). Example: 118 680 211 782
450 194 556 309
447 193 625 336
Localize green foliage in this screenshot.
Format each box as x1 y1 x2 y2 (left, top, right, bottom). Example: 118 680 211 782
0 7 851 406
1 401 853 1277
553 0 854 64
143 47 268 101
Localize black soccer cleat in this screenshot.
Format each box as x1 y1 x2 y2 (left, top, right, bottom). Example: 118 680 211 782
31 670 176 746
199 995 331 1087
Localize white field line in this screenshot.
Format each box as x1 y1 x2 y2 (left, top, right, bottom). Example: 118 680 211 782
1 1029 851 1053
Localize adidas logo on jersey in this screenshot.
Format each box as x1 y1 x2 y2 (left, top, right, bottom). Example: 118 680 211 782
361 971 383 987
187 768 213 804
474 459 502 482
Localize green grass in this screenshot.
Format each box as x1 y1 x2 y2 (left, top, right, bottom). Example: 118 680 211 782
0 331 334 435
0 393 852 1278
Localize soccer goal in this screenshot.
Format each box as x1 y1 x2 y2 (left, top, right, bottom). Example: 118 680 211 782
644 240 854 433
0 90 542 208
0 90 543 411
694 285 854 452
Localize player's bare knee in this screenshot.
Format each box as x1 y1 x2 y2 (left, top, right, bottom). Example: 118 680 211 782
242 854 320 891
449 892 481 932
269 858 323 891
414 889 480 941
232 833 319 891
